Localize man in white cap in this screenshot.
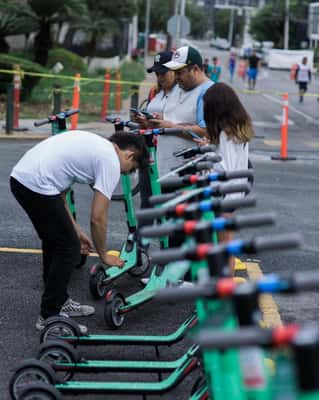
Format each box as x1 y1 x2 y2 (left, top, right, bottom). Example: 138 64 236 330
137 46 213 175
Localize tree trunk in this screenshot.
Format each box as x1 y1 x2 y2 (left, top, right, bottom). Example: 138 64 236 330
34 19 52 66
0 38 9 53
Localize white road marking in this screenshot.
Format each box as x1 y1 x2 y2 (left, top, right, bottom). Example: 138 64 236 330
262 93 319 126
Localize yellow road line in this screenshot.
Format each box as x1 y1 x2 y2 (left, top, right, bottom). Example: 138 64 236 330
0 247 99 257
245 261 283 328
305 141 319 149
263 139 281 147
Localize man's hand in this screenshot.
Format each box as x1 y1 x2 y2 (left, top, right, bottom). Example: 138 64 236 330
78 230 93 255
102 253 125 267
148 118 174 129
193 136 210 146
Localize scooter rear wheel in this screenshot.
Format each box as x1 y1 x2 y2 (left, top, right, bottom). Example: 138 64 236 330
89 264 107 299
104 291 125 329
19 382 61 400
39 316 82 344
128 249 150 277
9 359 56 400
37 340 80 382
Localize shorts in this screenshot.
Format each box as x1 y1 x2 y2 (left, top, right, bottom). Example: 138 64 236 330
248 68 258 80
298 82 308 92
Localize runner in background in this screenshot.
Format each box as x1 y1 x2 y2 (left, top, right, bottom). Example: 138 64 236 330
228 52 237 83
208 56 222 82
294 56 311 103
203 58 210 77
247 49 261 90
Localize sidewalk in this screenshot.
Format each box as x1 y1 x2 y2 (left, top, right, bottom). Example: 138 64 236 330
0 56 156 140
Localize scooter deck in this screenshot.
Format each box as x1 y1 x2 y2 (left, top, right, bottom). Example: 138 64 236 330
120 261 190 310
64 314 197 346
103 238 137 281
54 345 198 373
56 352 198 394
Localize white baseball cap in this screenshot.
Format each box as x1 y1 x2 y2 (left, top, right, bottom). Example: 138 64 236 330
164 46 203 70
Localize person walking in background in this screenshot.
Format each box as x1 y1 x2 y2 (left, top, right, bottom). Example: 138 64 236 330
228 52 237 83
203 58 210 77
247 49 260 90
295 56 311 103
208 56 222 82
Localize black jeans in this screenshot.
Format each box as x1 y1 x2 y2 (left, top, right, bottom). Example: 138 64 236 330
10 177 81 319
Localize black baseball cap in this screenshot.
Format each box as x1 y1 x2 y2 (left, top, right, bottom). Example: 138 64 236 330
147 51 173 74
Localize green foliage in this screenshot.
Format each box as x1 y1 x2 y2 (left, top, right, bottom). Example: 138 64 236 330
0 53 48 73
28 0 65 17
47 48 88 74
120 60 145 83
250 0 309 49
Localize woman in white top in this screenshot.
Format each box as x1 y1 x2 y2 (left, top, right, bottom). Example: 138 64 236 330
202 82 254 273
138 51 179 208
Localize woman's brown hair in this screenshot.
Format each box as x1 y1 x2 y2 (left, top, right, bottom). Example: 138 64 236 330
204 82 254 145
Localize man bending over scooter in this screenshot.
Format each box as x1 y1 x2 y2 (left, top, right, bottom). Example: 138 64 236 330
10 131 148 334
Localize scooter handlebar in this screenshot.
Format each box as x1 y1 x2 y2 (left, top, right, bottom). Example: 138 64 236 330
140 222 180 238
218 182 251 196
151 247 186 264
216 169 254 181
173 144 216 159
34 109 80 127
34 117 51 127
195 327 274 350
148 192 180 206
248 233 302 253
291 272 319 292
136 207 166 223
232 213 275 229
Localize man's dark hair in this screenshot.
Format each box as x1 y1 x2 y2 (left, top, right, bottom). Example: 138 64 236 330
109 131 149 169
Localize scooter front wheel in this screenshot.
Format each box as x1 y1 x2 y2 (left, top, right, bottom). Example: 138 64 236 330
9 359 56 400
19 382 61 400
128 249 150 277
104 290 125 329
37 340 80 382
89 264 107 299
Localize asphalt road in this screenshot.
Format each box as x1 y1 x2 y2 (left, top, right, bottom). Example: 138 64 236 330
1 44 319 399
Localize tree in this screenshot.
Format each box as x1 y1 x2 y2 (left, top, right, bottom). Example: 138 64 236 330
0 0 86 65
250 0 309 49
0 0 37 53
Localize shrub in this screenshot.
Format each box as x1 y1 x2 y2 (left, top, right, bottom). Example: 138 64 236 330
0 53 49 98
47 48 88 75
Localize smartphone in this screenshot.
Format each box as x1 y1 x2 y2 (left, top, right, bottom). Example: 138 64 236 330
141 111 154 120
129 108 143 116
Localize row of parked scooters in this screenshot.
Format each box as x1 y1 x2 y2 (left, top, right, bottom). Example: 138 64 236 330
9 112 319 400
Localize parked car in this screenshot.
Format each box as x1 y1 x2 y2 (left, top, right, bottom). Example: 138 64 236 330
210 37 231 50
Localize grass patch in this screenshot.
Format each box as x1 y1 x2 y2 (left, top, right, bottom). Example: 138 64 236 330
23 59 146 122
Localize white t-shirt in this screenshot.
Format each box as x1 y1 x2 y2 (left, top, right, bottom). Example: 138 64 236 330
11 130 120 200
157 80 213 176
146 85 179 115
214 131 249 199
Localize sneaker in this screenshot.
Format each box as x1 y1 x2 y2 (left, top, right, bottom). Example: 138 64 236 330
60 298 95 317
35 315 88 334
140 278 149 285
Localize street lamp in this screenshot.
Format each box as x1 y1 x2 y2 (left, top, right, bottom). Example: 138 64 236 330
144 0 151 66
284 0 289 49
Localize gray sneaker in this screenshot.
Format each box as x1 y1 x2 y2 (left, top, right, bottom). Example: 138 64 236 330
35 315 88 334
60 298 95 317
